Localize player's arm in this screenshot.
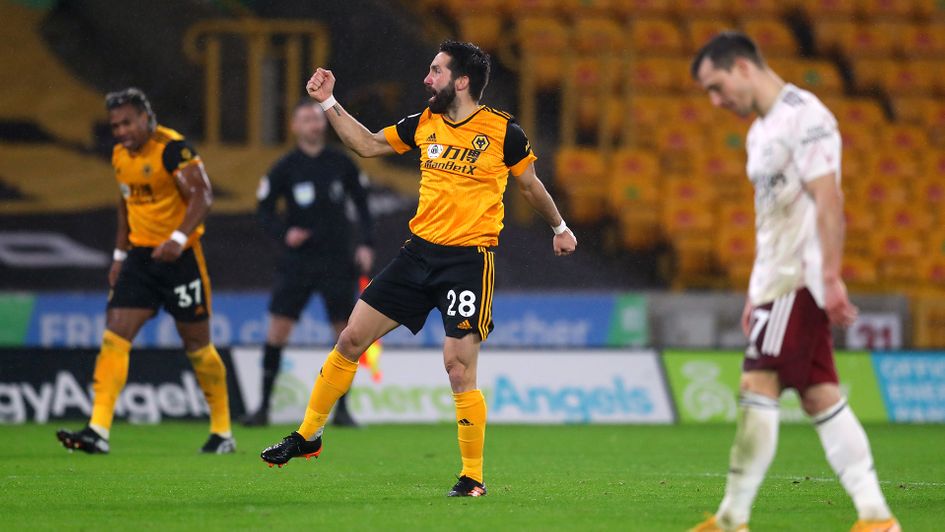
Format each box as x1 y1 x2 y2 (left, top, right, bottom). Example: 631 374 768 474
153 142 212 262
306 68 395 158
514 163 577 256
109 194 130 287
805 173 857 326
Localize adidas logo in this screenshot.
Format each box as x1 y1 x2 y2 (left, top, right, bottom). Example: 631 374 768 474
425 133 436 142
457 319 472 330
457 418 473 426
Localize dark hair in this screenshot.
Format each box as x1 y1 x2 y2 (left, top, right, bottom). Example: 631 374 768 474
690 31 765 79
105 87 156 129
439 40 491 101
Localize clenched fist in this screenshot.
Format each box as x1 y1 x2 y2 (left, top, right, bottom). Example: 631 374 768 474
306 68 336 103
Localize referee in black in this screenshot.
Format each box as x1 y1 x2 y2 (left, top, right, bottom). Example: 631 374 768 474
243 100 374 427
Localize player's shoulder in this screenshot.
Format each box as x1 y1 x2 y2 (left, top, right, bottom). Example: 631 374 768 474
780 85 836 123
152 125 186 146
481 105 514 123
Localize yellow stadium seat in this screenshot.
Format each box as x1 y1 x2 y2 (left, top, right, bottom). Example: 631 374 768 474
445 0 501 15
559 0 614 17
716 227 755 286
842 256 879 287
898 23 945 57
655 124 706 154
630 17 686 55
879 124 930 152
872 230 923 286
926 229 945 257
554 147 608 224
841 149 875 185
791 60 844 94
918 256 945 289
572 16 625 53
611 148 661 179
686 18 736 53
833 98 887 129
729 0 785 17
914 0 941 18
804 0 857 18
843 204 876 236
851 176 909 205
814 19 855 55
857 0 916 18
628 57 688 93
892 97 945 127
456 14 503 51
912 59 945 94
673 0 728 17
915 176 945 223
505 0 559 15
718 202 755 232
576 95 623 138
613 0 674 17
516 17 570 90
610 150 662 248
567 55 620 93
664 178 716 207
817 21 891 57
740 18 798 56
884 61 936 96
869 149 922 180
664 96 718 127
839 126 878 154
878 205 934 233
693 149 745 181
852 58 892 91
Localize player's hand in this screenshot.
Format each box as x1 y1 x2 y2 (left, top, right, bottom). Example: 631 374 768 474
355 245 374 274
741 297 754 337
151 240 183 262
554 229 577 256
285 227 311 248
306 68 336 103
108 260 123 287
824 277 858 327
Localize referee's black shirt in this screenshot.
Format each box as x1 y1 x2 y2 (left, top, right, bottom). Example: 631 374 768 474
257 145 373 256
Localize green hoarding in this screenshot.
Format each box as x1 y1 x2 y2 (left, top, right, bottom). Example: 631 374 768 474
0 294 35 346
607 293 648 346
663 350 887 423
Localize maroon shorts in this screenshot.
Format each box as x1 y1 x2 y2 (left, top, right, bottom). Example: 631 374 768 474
743 287 839 392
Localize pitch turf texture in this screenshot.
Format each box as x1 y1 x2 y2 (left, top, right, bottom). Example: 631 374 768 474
2 423 942 531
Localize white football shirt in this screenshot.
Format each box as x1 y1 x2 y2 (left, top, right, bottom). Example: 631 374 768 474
745 84 841 308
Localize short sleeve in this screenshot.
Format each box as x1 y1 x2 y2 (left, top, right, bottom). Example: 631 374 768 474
382 112 422 154
161 139 200 174
792 105 841 183
503 121 537 177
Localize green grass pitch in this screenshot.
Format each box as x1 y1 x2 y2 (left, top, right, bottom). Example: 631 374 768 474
2 423 942 531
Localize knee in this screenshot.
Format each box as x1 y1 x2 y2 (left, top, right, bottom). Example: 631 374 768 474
335 327 368 359
444 361 469 391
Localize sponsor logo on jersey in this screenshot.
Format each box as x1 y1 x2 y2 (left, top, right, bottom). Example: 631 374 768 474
425 133 436 143
457 319 472 330
427 143 443 159
293 182 316 206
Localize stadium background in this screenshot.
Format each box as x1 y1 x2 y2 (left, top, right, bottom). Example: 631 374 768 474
0 1 943 528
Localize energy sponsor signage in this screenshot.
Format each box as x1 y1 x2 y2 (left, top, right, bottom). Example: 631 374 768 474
3 291 636 348
663 350 887 423
0 348 244 424
230 348 675 424
873 352 945 422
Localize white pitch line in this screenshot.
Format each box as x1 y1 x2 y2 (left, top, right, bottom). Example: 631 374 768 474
694 472 945 488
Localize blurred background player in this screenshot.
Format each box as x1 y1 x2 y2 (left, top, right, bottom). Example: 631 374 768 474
688 33 898 532
243 100 374 428
56 88 234 455
260 40 577 497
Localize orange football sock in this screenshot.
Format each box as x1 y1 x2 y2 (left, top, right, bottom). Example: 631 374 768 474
454 389 487 484
297 349 359 440
187 344 232 436
89 330 132 436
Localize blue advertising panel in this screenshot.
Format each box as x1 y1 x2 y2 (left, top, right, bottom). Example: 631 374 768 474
21 291 617 348
873 352 945 423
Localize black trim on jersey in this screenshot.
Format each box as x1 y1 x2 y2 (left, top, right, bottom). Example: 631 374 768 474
503 120 532 169
161 139 199 174
484 106 512 120
394 112 422 150
443 106 486 129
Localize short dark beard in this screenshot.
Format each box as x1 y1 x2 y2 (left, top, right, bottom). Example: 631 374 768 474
427 84 456 114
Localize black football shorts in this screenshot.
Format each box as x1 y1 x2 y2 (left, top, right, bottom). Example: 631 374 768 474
108 243 212 322
360 235 495 340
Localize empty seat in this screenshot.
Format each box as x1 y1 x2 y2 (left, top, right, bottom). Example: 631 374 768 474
572 16 625 53
791 59 844 94
554 147 609 224
741 18 798 56
630 17 686 55
686 18 736 53
833 98 887 129
517 17 570 90
842 255 879 287
456 14 503 51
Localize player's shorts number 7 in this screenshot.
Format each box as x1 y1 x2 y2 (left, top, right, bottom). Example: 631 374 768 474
447 289 476 318
174 279 202 308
